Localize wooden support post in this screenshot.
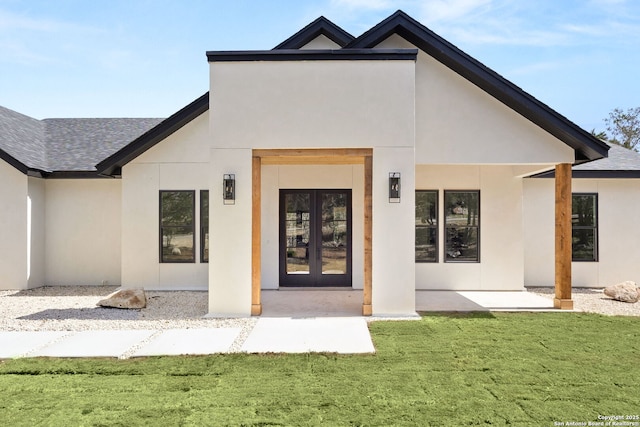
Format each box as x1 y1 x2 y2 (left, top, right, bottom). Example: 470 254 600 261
554 163 573 310
363 154 373 316
251 155 262 316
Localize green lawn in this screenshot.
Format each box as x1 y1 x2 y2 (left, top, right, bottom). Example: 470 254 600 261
1 313 639 426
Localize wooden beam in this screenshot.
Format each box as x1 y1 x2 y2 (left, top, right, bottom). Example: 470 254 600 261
554 163 573 310
260 156 365 166
253 148 372 160
251 155 262 316
363 154 373 316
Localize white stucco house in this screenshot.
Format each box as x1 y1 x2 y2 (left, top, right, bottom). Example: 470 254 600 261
3 11 637 316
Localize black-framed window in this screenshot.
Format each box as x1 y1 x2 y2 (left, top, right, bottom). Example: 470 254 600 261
160 191 195 263
201 190 209 263
415 190 438 262
444 190 480 262
572 193 598 262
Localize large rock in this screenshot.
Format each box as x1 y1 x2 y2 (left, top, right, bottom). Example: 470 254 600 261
603 281 639 303
97 289 147 309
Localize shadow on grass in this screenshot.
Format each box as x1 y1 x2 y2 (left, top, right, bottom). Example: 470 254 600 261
417 311 496 319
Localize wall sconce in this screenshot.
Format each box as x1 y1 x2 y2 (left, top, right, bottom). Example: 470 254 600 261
223 174 235 205
389 172 401 203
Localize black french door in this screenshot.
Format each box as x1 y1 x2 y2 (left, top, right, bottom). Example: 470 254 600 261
279 189 352 287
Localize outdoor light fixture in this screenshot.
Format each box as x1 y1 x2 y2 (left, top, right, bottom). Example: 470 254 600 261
389 172 401 203
223 174 235 204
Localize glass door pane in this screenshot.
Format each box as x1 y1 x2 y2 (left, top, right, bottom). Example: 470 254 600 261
321 193 348 275
284 193 311 274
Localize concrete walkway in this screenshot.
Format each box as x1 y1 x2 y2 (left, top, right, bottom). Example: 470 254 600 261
0 290 556 359
0 318 374 359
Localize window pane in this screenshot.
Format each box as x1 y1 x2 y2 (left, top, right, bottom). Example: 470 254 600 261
572 228 596 261
162 226 194 262
445 227 478 261
201 190 209 225
416 191 438 262
416 191 437 226
416 226 437 262
572 194 597 262
572 195 596 227
160 191 195 263
201 191 209 263
321 193 348 274
444 191 479 262
161 192 194 226
445 192 479 227
202 227 209 263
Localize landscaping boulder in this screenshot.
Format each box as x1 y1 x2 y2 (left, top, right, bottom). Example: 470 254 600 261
97 288 147 309
603 281 639 303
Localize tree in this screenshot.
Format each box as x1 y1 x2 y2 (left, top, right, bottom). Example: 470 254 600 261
604 107 640 151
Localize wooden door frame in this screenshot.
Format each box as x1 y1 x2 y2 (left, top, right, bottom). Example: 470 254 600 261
251 148 373 316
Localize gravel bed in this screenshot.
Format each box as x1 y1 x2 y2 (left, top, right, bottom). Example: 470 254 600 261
2 286 637 341
0 286 257 351
527 287 640 316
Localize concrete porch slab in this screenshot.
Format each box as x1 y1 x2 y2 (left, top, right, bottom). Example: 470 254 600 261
241 317 374 354
132 328 241 357
416 290 555 312
260 289 363 317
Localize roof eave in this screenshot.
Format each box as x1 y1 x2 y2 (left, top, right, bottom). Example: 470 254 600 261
273 16 355 49
206 49 418 62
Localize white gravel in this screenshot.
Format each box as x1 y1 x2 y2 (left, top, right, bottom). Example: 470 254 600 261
528 287 640 316
1 286 637 339
0 286 257 351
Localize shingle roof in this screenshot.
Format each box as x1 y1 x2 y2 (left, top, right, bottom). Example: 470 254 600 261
573 143 640 172
0 105 47 172
0 104 162 175
43 118 162 171
531 143 640 178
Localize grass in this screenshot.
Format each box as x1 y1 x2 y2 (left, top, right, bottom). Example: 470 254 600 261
1 312 639 426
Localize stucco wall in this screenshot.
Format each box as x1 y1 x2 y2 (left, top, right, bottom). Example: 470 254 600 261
208 59 417 315
300 34 341 49
524 178 640 287
0 160 28 290
121 112 209 290
27 177 46 288
376 34 574 165
209 59 415 150
415 165 525 291
45 179 121 286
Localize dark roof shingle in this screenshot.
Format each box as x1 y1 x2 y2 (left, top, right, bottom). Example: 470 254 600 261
43 118 163 171
0 104 162 174
0 105 47 172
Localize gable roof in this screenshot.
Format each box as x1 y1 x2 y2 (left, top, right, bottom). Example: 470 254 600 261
0 105 47 174
96 92 209 176
532 143 640 178
273 16 354 49
0 105 162 177
345 10 608 163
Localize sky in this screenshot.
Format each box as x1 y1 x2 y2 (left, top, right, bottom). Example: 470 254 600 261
1 0 639 134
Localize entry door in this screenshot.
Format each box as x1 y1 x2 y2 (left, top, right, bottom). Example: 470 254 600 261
279 189 352 287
